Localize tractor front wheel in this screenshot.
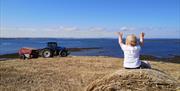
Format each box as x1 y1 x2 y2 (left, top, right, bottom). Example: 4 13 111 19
60 50 68 57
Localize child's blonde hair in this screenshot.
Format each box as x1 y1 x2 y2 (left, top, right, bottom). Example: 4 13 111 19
126 34 137 46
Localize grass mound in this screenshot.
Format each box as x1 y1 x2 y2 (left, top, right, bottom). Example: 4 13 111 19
86 69 178 91
0 56 179 91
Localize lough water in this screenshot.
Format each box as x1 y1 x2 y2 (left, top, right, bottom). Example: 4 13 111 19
0 38 180 58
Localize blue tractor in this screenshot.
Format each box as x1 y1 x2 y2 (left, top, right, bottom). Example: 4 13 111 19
39 42 70 58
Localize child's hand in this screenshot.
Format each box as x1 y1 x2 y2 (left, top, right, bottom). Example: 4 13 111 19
140 32 145 38
117 32 124 44
140 32 145 46
116 32 123 36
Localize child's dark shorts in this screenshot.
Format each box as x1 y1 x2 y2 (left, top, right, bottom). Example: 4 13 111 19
125 61 151 69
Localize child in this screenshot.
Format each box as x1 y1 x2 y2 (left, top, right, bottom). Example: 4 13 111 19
117 32 151 69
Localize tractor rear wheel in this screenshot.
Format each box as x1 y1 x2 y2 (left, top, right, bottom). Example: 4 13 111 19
42 49 53 58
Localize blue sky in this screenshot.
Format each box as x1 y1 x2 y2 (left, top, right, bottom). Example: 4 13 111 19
0 0 180 38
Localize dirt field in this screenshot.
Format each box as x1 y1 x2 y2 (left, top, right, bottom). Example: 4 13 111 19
0 56 179 91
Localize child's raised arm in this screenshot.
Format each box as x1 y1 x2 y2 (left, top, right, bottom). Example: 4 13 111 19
117 32 124 45
140 32 145 46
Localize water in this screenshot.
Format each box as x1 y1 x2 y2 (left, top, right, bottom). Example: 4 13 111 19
0 38 180 58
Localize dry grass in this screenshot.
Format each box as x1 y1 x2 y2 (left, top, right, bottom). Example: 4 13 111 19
0 56 179 91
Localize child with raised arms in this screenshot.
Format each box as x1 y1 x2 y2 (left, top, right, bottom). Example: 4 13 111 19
117 32 151 69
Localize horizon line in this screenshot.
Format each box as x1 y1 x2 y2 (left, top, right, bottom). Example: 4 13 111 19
1 37 180 39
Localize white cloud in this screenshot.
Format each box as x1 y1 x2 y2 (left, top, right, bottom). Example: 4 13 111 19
0 26 114 38
0 26 179 38
119 26 135 32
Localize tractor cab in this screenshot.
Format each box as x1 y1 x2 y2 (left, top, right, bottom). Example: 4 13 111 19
47 42 58 48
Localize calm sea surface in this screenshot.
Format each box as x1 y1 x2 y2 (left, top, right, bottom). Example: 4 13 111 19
0 38 180 58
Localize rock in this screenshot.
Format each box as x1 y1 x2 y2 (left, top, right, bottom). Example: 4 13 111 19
85 69 178 91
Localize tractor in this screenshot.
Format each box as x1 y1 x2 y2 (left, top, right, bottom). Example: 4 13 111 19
39 42 70 58
19 42 70 59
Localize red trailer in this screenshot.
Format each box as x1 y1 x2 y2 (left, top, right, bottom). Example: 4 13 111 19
18 47 39 59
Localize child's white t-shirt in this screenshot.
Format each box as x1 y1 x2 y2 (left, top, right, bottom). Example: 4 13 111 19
120 44 141 68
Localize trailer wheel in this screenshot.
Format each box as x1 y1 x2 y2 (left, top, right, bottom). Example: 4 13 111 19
60 50 68 57
19 54 26 60
42 49 53 58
